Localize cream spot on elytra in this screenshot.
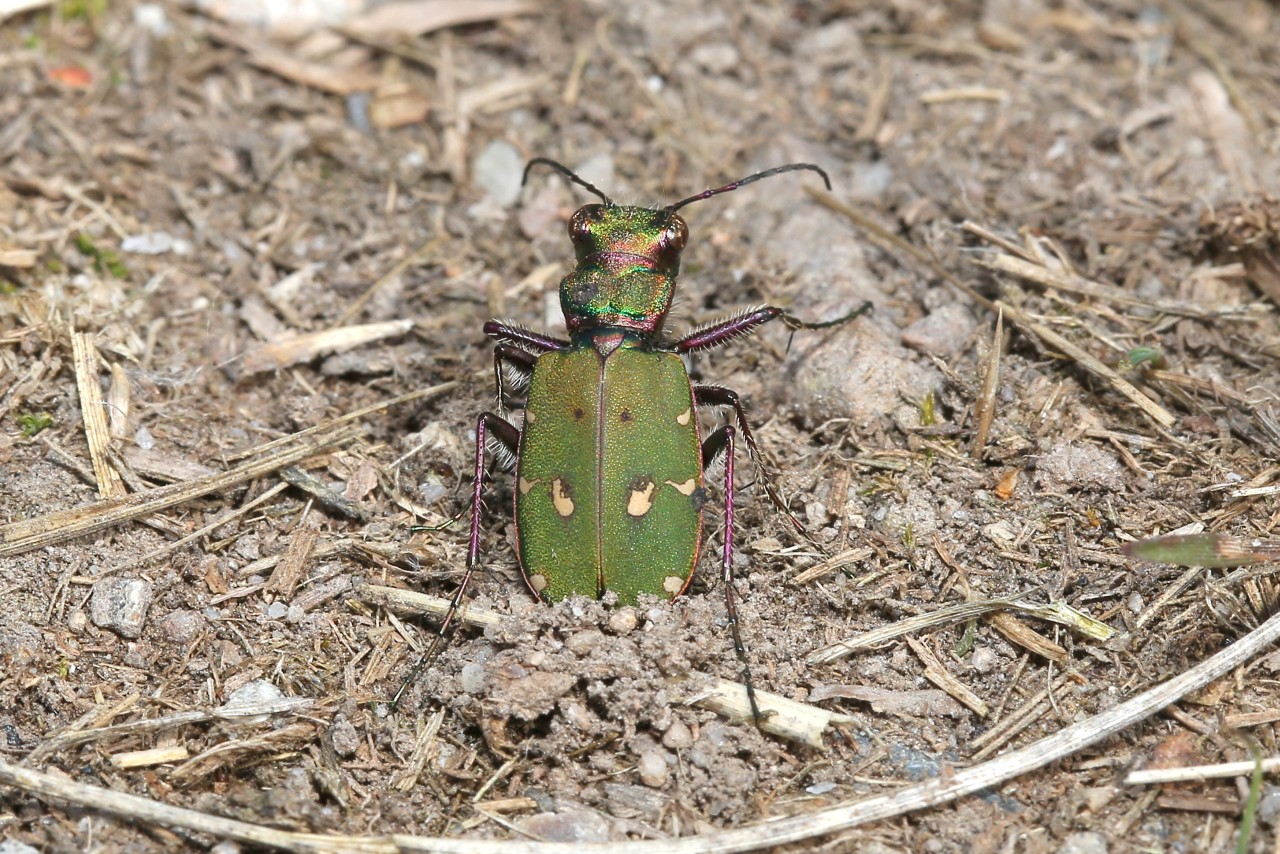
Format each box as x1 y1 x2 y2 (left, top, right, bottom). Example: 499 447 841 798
551 477 575 517
663 575 685 595
665 478 697 495
676 408 691 426
626 477 657 517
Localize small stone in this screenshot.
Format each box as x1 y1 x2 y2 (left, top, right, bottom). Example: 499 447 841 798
266 601 288 620
158 609 205 645
1057 831 1109 854
1257 784 1280 825
661 719 693 750
329 714 360 757
66 610 89 635
89 578 154 639
492 670 576 720
970 647 998 674
121 231 175 255
607 608 638 635
690 43 739 74
0 840 43 854
1036 442 1125 493
473 140 524 207
515 808 611 843
459 661 488 694
133 4 171 36
564 629 605 657
636 750 669 788
901 303 978 357
791 316 943 428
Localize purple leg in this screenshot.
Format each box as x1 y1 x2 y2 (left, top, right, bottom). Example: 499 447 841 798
674 307 781 354
493 344 537 411
392 411 520 710
696 385 802 531
702 424 765 723
483 319 569 353
673 301 871 354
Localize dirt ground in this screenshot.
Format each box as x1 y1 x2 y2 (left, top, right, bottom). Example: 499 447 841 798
2 0 1280 851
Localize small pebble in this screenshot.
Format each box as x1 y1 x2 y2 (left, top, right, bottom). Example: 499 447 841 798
459 661 488 694
133 3 170 36
637 750 669 788
89 578 154 639
901 303 977 357
121 231 175 255
661 720 693 750
1057 831 1109 854
328 714 360 757
970 647 998 674
66 610 88 636
473 140 524 207
564 629 604 657
0 840 43 854
607 608 638 635
516 808 610 843
266 601 288 620
158 609 205 644
806 781 837 795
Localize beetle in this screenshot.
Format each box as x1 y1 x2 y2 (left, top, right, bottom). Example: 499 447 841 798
400 159 868 717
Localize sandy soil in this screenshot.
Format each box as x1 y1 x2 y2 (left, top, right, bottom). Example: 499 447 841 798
2 1 1280 851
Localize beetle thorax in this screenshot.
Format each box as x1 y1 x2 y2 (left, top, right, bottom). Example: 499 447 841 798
560 204 689 336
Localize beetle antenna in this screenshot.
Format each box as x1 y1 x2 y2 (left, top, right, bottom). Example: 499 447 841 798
523 157 614 205
666 163 832 213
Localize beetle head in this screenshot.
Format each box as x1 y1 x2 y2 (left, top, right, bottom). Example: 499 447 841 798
522 158 831 338
558 204 688 336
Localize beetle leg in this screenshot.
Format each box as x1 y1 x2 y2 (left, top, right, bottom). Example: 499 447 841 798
483 319 569 353
672 301 871 354
392 411 520 710
493 344 537 411
702 424 767 724
695 384 803 532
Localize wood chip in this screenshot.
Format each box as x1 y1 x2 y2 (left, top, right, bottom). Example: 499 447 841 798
265 523 319 598
906 636 990 717
679 677 857 749
238 320 413 376
109 745 191 769
71 329 126 500
988 612 1068 665
344 0 539 37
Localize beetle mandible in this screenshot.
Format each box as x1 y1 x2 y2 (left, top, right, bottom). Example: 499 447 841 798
402 159 869 718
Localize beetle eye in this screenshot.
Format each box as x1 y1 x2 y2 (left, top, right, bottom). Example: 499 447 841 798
569 211 591 239
663 219 687 251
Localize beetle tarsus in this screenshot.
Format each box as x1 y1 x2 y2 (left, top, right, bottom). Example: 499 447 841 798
710 425 767 727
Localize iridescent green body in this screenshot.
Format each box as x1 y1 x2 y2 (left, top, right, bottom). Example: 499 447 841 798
515 336 704 602
515 204 703 604
558 205 687 335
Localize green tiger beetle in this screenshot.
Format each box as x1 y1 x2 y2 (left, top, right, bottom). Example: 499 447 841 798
397 159 869 720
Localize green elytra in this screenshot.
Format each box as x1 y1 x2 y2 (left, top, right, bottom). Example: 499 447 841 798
392 158 870 715
516 340 702 602
516 200 703 603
